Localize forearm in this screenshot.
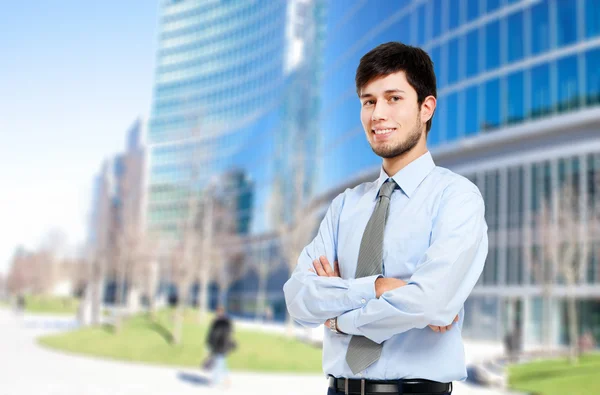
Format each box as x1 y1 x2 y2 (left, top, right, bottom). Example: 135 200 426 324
283 266 380 327
338 226 487 343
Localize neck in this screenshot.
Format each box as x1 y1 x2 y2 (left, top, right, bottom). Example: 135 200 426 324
382 141 428 177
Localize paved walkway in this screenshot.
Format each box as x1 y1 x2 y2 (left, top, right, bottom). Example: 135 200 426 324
0 309 519 395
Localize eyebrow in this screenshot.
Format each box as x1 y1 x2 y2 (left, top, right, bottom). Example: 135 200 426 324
360 89 407 99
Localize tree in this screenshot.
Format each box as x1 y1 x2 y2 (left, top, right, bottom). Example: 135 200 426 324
247 234 280 323
536 168 600 364
209 191 248 311
170 116 204 344
277 150 320 336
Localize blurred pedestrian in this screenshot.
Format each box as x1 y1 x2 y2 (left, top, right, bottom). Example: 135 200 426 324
264 305 273 322
205 306 236 388
284 42 488 395
15 293 26 316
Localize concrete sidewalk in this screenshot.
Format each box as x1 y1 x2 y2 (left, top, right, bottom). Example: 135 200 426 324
0 309 519 395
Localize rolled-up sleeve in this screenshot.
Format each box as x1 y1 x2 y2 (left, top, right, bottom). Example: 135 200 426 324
337 188 488 343
283 193 380 328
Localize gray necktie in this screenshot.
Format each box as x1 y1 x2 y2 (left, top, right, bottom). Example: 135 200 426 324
345 179 397 374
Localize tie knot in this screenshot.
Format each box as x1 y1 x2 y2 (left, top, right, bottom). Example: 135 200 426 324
379 179 396 200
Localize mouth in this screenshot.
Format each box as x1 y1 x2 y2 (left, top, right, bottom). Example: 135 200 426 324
371 128 396 141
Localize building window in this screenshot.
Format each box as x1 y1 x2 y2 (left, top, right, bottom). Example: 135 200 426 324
530 63 552 119
508 167 523 229
484 247 498 285
586 0 600 38
585 48 600 106
431 46 444 89
556 55 580 113
449 0 461 31
556 0 578 48
507 11 524 63
531 163 540 217
531 0 550 56
417 4 427 45
465 85 479 136
507 247 523 285
447 38 460 85
486 0 502 14
432 0 443 39
433 98 446 143
505 70 525 125
485 20 501 71
428 115 441 148
466 29 480 78
466 0 481 22
484 78 501 131
446 92 459 142
485 170 501 230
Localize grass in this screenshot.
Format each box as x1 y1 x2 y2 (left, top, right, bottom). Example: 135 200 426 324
509 353 600 395
24 295 79 315
38 309 323 373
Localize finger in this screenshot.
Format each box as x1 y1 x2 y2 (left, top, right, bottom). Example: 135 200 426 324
429 325 439 332
445 325 452 331
454 315 459 323
308 268 315 273
440 326 447 333
334 261 341 277
319 256 334 276
313 259 327 276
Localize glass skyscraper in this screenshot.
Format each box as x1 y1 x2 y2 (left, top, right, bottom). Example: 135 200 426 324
146 0 325 317
147 0 288 236
319 0 600 347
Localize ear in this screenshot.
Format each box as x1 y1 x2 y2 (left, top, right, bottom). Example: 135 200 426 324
420 95 436 125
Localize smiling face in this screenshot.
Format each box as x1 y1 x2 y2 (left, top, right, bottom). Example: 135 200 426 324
360 71 429 159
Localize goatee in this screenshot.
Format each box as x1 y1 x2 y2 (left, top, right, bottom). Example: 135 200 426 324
371 122 423 159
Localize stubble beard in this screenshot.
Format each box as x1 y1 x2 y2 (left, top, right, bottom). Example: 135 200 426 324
370 114 424 159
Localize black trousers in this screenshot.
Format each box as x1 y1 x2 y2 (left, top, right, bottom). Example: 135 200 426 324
327 388 452 395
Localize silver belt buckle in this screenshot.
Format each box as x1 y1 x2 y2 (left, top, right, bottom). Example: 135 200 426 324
361 378 365 395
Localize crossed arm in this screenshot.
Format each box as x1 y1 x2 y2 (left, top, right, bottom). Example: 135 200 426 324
283 189 488 343
309 256 458 334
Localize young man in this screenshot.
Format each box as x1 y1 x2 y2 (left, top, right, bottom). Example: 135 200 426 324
283 42 488 395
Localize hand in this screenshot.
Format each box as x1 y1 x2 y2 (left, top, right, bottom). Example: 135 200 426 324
375 277 407 298
429 314 459 333
309 256 340 278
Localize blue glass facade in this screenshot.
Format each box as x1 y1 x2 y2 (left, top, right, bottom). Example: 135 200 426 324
319 0 600 345
144 0 600 334
318 0 600 192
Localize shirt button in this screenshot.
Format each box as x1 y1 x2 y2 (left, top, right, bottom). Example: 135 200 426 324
361 298 366 304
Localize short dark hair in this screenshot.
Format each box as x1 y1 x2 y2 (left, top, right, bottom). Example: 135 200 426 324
355 42 437 133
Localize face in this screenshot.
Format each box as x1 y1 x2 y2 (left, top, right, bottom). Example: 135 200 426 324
359 71 429 159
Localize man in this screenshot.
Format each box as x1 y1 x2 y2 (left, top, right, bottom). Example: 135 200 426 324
205 306 236 387
283 42 488 395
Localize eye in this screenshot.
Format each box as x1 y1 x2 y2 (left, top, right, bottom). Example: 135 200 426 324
363 100 374 106
389 96 402 102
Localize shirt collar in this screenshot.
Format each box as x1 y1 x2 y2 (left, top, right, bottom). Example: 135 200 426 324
374 151 436 199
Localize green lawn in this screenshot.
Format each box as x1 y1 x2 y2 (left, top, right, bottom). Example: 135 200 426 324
24 295 79 315
39 309 322 373
509 353 600 395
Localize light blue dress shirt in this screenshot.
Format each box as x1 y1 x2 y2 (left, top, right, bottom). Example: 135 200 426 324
283 151 488 383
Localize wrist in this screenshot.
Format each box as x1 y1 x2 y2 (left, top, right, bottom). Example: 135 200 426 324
327 317 346 335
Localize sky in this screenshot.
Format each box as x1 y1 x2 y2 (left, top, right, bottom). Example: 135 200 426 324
0 2 159 274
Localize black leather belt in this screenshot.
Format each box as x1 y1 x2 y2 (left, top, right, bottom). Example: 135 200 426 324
328 376 452 394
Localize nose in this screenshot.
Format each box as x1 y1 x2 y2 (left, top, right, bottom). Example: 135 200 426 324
371 101 388 121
